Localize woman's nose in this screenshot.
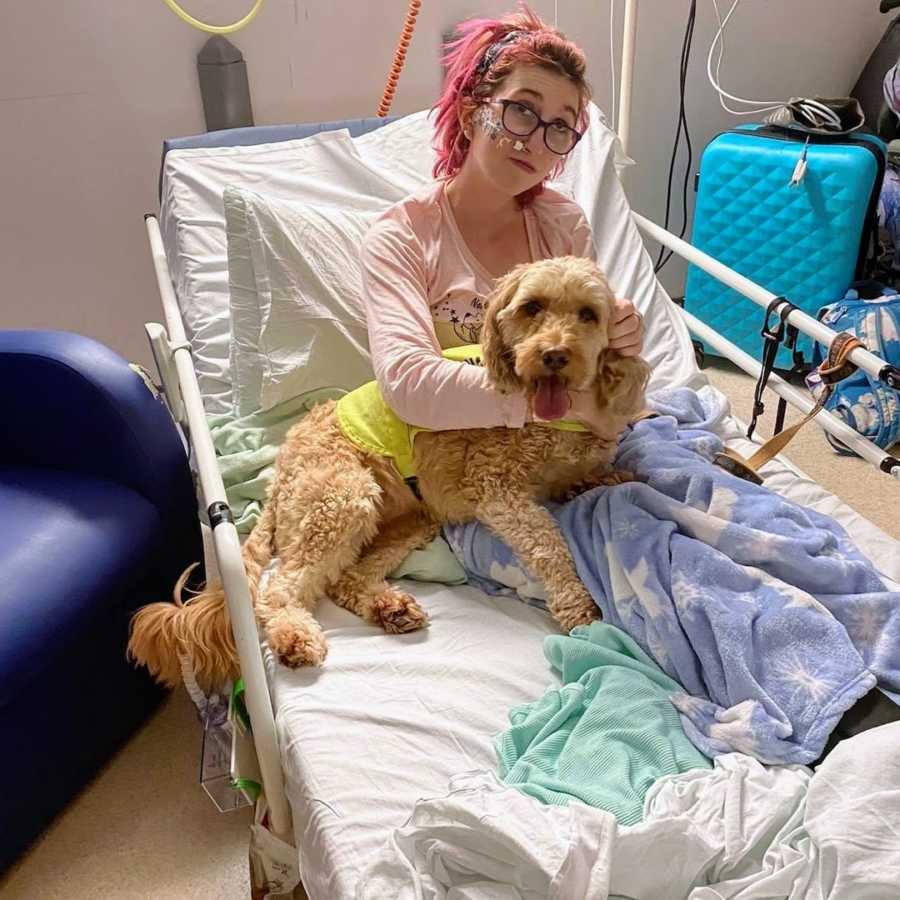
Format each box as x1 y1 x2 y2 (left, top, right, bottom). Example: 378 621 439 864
524 129 545 154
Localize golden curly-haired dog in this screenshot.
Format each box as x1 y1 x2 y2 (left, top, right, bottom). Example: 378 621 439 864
128 256 650 689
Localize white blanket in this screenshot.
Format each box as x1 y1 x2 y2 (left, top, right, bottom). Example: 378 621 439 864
357 723 900 900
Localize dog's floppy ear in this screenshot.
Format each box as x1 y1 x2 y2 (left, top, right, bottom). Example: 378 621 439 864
481 267 523 393
594 352 651 420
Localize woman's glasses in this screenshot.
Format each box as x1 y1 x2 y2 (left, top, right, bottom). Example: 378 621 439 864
485 98 582 155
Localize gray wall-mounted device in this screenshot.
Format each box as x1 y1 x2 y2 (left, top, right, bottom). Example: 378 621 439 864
197 35 254 132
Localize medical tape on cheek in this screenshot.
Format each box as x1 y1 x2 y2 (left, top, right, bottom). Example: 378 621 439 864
474 105 512 148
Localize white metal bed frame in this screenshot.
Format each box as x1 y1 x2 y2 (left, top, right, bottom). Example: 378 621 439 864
141 0 900 849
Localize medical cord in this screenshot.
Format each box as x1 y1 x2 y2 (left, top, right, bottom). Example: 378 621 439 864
159 0 264 35
708 0 842 130
377 0 422 117
656 0 696 274
708 0 783 115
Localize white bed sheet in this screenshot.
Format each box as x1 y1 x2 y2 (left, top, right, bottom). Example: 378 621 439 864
265 581 561 900
356 731 900 899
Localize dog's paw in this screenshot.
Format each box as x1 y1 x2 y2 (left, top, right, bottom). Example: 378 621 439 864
268 621 328 668
593 469 636 487
557 479 604 502
553 584 601 632
557 604 602 632
370 588 430 634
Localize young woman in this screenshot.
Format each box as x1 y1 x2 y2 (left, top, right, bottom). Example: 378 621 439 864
360 6 644 435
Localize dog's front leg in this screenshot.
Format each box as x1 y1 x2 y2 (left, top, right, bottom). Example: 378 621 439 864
475 494 599 632
330 510 437 632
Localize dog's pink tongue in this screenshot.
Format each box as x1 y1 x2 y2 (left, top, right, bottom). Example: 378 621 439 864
534 375 569 420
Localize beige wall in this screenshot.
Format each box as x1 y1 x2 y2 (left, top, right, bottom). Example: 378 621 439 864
0 0 890 368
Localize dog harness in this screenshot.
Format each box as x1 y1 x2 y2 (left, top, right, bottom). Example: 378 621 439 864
335 345 587 479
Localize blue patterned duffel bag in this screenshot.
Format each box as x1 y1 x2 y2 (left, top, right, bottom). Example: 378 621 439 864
806 283 900 453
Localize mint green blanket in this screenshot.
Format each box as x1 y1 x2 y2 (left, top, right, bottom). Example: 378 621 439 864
495 622 710 826
209 391 466 584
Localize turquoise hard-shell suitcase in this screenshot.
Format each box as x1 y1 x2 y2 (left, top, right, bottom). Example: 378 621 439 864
684 124 886 369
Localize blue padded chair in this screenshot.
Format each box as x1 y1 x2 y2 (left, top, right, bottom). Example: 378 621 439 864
0 330 201 872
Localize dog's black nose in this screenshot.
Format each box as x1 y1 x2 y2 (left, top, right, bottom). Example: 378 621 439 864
542 349 569 371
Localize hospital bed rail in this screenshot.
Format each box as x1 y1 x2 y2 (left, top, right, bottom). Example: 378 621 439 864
143 212 293 841
635 212 900 479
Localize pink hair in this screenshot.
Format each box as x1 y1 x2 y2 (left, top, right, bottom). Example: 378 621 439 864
432 5 591 207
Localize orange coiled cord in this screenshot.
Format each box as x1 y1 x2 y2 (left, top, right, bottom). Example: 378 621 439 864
376 0 422 117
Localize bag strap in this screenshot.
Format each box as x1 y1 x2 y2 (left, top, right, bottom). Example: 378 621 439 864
714 332 864 484
746 297 790 440
774 316 806 436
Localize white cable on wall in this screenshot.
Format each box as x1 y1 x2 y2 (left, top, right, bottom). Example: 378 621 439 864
707 0 843 131
708 0 784 115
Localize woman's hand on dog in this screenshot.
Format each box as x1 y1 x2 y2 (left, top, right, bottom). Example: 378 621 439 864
608 298 644 357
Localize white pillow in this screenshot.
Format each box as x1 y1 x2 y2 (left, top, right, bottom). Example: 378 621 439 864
352 110 439 196
224 186 391 412
160 129 408 415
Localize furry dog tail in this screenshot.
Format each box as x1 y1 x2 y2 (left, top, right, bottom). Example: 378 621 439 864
127 503 277 691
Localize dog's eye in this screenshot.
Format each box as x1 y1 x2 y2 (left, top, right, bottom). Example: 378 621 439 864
578 307 598 323
521 299 544 317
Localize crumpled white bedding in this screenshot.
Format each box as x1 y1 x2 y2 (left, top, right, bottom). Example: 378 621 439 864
356 723 900 900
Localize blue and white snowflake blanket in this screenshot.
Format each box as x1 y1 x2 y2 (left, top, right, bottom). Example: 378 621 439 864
444 387 900 765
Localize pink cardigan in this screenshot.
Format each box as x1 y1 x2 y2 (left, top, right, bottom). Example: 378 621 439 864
360 180 596 430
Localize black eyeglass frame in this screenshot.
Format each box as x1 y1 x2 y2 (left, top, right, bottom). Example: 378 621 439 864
483 98 583 155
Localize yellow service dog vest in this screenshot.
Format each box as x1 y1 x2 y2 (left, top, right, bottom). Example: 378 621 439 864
335 345 586 479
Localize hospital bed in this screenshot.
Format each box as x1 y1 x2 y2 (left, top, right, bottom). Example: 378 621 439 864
145 101 900 897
